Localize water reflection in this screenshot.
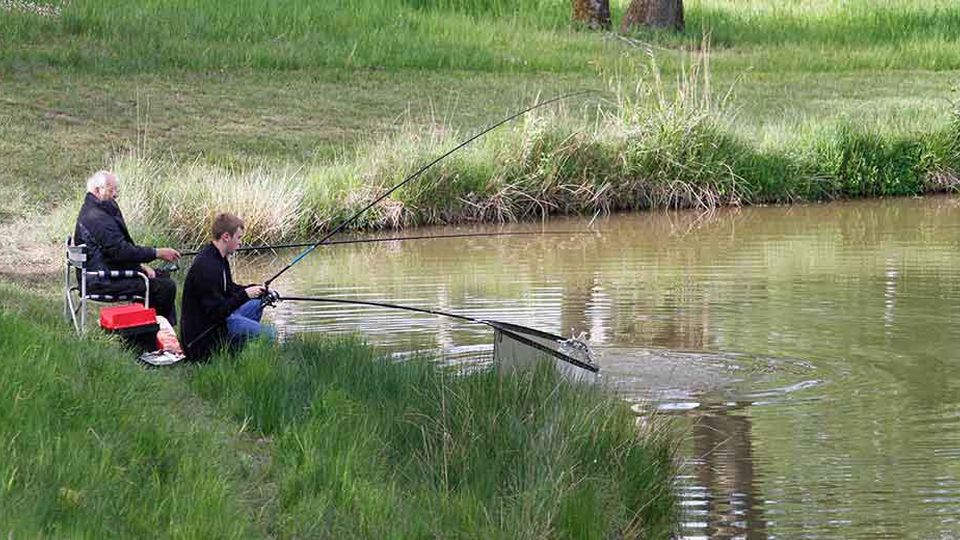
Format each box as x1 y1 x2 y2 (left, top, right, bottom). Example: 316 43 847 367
684 406 766 540
235 195 960 539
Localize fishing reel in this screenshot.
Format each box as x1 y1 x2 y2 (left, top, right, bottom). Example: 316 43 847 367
154 261 180 274
260 288 281 308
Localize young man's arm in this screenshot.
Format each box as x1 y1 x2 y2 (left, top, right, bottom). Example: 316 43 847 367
192 258 249 322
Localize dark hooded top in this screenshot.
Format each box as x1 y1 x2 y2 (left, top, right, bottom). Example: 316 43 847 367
73 192 157 282
180 243 249 359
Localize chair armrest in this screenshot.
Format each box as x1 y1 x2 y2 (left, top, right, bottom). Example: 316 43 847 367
82 270 151 309
85 270 146 279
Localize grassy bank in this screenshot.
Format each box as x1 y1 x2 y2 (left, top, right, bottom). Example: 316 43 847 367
0 286 678 537
192 341 677 538
11 56 958 249
96 61 960 246
1 0 958 261
0 288 259 537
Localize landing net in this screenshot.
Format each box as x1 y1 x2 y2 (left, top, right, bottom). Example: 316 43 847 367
490 321 599 377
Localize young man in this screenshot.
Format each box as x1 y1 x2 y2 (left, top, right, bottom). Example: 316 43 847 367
180 213 274 360
73 170 181 323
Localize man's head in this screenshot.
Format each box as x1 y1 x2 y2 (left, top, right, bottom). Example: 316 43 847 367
87 170 119 202
212 213 245 256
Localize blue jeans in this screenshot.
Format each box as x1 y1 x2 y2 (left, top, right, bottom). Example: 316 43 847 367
226 299 276 346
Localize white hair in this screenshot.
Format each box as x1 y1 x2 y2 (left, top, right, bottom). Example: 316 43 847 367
86 170 117 193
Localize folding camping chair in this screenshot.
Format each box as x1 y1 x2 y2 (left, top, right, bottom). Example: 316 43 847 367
64 236 150 335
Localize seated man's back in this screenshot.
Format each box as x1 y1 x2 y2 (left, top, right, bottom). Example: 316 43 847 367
73 170 180 323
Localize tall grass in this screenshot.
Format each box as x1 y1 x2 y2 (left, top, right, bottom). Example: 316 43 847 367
105 52 960 245
401 0 572 24
114 157 305 247
1 0 615 73
0 285 679 537
687 0 960 47
3 0 960 73
189 338 679 538
5 1 958 247
0 287 256 537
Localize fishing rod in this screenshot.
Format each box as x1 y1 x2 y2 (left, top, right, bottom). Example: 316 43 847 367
277 295 599 373
282 295 479 323
185 91 590 352
178 230 591 257
263 90 591 289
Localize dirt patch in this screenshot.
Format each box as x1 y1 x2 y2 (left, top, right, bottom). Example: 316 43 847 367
0 0 64 17
0 270 59 292
0 215 62 279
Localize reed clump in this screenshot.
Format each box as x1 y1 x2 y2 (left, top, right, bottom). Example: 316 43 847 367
114 157 304 247
189 338 679 538
103 48 959 245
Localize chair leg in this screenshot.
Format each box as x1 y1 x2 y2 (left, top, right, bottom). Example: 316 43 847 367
63 262 69 321
80 276 87 335
66 290 81 336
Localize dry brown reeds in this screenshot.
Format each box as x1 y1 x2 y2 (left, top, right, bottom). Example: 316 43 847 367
115 157 304 247
40 43 953 247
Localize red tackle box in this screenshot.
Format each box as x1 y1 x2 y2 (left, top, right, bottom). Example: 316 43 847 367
100 304 156 330
99 304 159 352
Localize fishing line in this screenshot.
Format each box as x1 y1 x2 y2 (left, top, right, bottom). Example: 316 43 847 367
281 295 481 324
277 295 599 373
178 230 592 257
184 91 592 352
263 90 592 288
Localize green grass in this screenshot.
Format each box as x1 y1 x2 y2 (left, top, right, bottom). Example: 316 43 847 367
0 287 259 537
0 0 958 256
69 57 956 246
191 339 678 538
0 0 610 73
688 0 960 47
3 0 960 73
2 2 954 533
0 285 679 537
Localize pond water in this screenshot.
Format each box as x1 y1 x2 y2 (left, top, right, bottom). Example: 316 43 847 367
239 195 960 538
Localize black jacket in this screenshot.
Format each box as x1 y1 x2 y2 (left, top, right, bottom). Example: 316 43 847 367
181 243 249 359
74 193 157 282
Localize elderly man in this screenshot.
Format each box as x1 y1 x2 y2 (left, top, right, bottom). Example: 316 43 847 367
73 170 181 323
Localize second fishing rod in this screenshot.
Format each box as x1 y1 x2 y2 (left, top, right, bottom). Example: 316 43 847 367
263 91 590 290
177 230 591 258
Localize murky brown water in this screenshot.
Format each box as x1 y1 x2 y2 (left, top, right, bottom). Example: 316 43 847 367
238 195 960 539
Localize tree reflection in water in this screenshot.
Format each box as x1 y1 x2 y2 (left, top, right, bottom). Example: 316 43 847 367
683 404 767 540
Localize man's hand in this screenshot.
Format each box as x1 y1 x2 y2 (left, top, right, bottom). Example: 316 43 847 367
156 247 181 262
245 285 266 299
141 264 156 279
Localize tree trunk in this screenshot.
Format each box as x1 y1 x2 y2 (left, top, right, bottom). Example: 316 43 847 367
572 0 611 30
621 0 684 33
